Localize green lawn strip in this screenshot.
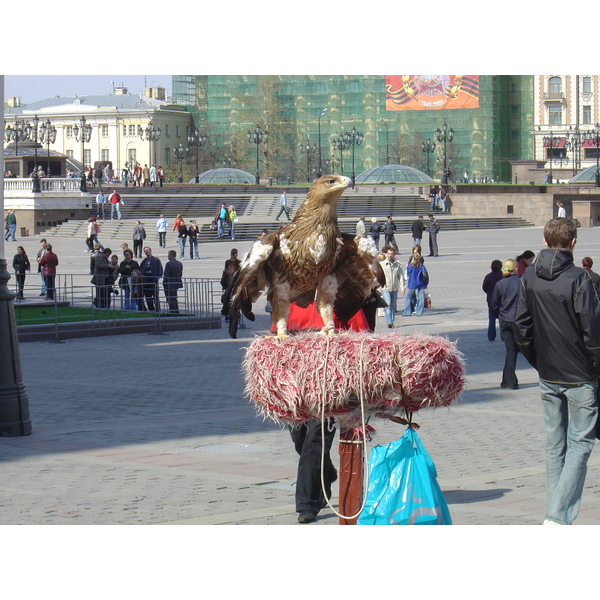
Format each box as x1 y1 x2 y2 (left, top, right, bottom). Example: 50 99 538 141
13 305 177 326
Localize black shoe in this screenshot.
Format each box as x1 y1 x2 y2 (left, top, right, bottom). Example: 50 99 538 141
298 510 317 524
501 384 519 390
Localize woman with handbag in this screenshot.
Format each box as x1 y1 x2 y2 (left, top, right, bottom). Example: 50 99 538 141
188 220 200 259
403 251 428 316
132 220 146 259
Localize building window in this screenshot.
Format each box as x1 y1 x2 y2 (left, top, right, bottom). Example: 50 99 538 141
101 125 108 137
66 150 73 159
165 147 171 166
583 105 592 124
548 76 562 95
84 149 91 167
66 126 73 138
128 149 137 166
101 149 110 161
176 125 180 137
128 124 135 136
548 106 562 125
165 125 170 137
583 77 592 94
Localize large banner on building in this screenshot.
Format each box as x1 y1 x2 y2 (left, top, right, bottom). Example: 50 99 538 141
385 75 479 110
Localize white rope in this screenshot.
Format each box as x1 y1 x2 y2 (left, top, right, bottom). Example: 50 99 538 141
319 335 370 521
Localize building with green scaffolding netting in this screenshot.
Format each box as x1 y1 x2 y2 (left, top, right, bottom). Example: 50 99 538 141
172 75 534 184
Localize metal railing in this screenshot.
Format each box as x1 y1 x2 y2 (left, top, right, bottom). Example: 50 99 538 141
4 177 82 194
10 273 221 339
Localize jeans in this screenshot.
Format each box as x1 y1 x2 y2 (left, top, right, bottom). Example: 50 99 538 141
97 203 105 219
217 219 226 238
276 206 290 220
229 221 235 239
177 236 186 259
5 223 16 241
403 287 424 315
413 237 421 246
381 289 397 324
110 203 121 219
539 378 598 524
499 320 519 388
189 238 198 259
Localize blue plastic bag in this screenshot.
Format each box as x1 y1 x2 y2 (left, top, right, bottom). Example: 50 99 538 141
357 427 452 525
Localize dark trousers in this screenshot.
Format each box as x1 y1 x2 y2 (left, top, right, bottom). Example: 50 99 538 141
384 234 397 250
164 284 180 313
487 307 497 341
500 320 520 388
133 239 143 258
158 232 166 248
142 281 158 311
15 272 25 298
289 418 337 514
429 233 438 256
44 274 55 300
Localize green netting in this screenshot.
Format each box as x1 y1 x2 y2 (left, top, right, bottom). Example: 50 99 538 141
172 75 534 183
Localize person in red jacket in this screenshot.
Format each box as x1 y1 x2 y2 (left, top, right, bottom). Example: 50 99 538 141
38 243 59 300
109 190 122 220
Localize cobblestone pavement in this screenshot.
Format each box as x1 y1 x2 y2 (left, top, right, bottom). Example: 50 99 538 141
2 224 600 528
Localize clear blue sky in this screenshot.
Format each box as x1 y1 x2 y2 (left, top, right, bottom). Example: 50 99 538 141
4 75 173 104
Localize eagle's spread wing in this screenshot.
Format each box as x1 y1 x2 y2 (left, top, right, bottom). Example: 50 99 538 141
228 234 279 338
228 175 382 338
332 233 385 323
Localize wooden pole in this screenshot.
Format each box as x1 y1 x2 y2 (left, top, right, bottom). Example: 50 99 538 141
338 429 363 525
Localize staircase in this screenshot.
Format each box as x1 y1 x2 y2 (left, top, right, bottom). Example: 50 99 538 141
43 185 534 242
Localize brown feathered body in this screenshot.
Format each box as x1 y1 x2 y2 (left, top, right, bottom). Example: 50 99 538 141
228 175 384 338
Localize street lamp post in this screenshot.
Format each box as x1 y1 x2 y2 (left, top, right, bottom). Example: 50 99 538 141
39 119 57 177
187 129 207 183
317 108 328 176
343 127 363 187
73 116 92 192
172 142 189 183
140 121 161 172
4 120 31 164
567 125 584 177
435 122 454 184
421 138 436 177
331 134 348 176
542 130 561 185
379 118 389 165
29 115 41 192
299 139 317 182
247 125 268 184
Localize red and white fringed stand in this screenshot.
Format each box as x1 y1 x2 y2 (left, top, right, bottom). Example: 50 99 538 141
242 331 465 523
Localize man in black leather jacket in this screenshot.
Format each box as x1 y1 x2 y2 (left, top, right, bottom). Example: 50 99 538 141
515 217 600 525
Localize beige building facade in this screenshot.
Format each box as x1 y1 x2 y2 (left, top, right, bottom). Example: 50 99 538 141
4 87 193 177
534 75 600 179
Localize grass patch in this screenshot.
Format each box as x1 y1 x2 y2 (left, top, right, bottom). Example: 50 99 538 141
14 305 162 326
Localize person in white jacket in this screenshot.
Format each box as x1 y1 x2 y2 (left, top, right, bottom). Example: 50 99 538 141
379 246 406 328
156 214 168 248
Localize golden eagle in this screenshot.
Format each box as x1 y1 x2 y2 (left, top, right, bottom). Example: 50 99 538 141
228 175 385 338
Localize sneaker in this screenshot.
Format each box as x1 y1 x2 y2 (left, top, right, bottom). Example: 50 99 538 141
542 519 562 525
